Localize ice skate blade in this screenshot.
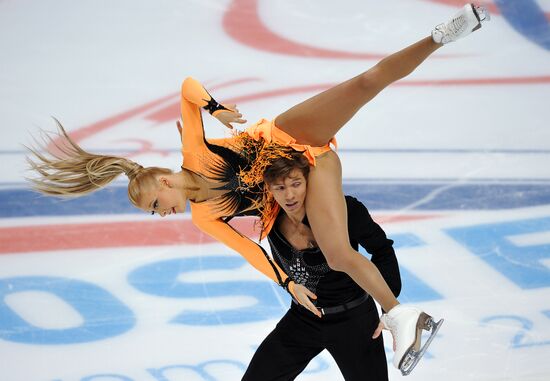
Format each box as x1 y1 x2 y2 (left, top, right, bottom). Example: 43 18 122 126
399 317 444 376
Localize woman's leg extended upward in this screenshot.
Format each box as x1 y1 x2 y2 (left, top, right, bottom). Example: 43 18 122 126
275 36 441 146
276 36 443 312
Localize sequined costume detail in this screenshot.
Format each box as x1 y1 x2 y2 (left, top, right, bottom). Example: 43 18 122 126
269 229 331 294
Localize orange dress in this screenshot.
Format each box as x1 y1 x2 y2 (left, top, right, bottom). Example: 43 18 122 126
180 77 335 293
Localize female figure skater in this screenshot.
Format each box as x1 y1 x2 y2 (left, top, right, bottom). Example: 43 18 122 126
242 152 401 380
27 4 489 374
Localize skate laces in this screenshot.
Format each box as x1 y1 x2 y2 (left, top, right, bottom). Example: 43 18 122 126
449 15 466 35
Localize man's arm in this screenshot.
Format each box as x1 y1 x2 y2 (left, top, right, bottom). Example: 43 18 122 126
345 195 401 297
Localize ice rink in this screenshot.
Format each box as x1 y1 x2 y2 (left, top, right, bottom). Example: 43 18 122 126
1 0 550 380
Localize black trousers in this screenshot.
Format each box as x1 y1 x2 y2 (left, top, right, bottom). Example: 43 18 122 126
242 297 388 381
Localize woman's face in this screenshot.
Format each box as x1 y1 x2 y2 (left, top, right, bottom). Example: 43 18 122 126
267 169 307 215
138 177 186 217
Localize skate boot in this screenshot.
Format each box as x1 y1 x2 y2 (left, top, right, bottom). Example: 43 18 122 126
432 3 490 44
380 305 444 376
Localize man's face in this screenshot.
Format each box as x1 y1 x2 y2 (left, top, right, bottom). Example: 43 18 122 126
267 169 307 214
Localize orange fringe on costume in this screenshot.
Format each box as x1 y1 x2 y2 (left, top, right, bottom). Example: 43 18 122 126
231 118 337 240
231 131 294 239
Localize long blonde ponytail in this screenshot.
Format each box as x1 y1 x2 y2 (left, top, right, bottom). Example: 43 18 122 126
26 119 171 206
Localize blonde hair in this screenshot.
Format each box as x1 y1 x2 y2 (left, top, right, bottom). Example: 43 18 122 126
26 119 172 207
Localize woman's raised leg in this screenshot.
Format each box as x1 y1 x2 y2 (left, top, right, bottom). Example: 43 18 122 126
276 37 441 147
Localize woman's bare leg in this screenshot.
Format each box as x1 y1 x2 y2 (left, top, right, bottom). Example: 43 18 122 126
305 151 398 311
292 37 441 309
276 37 441 146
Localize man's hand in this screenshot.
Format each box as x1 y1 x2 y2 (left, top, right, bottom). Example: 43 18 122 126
372 321 396 350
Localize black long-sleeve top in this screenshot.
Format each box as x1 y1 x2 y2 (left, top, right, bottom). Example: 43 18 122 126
267 196 401 308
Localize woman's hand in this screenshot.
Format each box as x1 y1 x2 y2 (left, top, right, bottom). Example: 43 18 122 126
214 104 247 129
292 283 321 318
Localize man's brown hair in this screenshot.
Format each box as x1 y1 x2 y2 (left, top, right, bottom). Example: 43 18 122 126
263 151 310 185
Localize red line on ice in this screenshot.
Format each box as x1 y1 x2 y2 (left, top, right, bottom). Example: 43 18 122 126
0 215 437 254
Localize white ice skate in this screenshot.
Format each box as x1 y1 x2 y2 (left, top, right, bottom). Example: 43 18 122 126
380 305 444 376
432 3 490 45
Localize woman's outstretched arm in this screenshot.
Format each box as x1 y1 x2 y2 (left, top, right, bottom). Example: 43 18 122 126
192 212 297 298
